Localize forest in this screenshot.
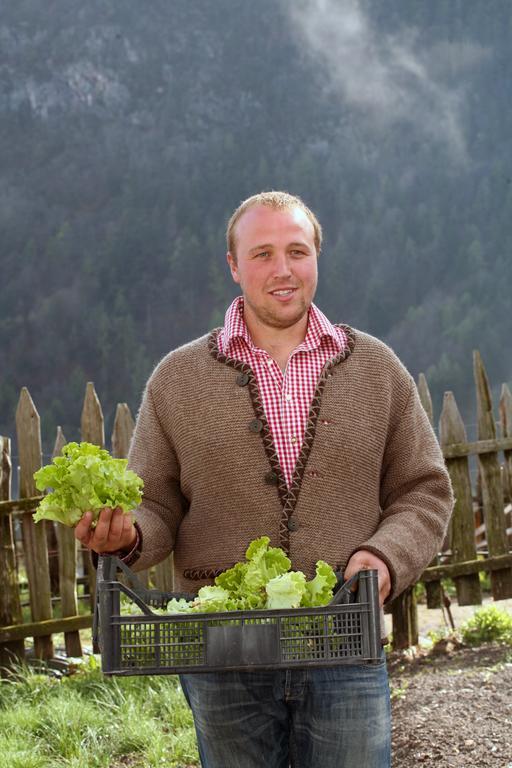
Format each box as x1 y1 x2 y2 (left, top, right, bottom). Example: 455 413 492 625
1 0 511 454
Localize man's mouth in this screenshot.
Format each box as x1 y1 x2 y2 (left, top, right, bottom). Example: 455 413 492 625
269 288 297 296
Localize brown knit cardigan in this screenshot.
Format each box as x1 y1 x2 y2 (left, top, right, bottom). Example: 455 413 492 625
127 325 453 606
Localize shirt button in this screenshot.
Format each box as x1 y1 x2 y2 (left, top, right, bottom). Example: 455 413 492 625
291 435 297 444
266 359 273 366
236 372 250 386
265 471 279 485
249 419 264 433
287 518 299 532
285 393 292 401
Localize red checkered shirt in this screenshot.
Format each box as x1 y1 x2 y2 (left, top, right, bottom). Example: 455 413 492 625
217 296 349 487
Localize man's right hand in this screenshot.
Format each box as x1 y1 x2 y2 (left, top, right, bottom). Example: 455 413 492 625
74 506 137 554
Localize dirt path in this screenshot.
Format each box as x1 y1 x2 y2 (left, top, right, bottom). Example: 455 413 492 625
389 643 512 767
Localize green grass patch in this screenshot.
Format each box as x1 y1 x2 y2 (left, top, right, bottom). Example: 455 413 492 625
0 656 199 768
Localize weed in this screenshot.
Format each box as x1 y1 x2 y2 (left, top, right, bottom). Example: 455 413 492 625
389 679 409 701
426 627 449 646
460 604 512 646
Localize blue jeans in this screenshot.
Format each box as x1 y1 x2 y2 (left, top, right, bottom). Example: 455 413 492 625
179 653 390 768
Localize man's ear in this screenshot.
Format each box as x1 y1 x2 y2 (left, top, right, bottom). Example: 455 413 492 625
227 251 240 284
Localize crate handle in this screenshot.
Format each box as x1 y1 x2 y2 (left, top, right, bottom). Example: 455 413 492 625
329 571 361 605
98 555 195 608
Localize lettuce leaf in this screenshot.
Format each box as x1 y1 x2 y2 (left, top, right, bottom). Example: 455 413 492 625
161 536 338 615
301 560 338 607
244 536 291 590
33 441 143 526
265 571 306 609
190 586 235 613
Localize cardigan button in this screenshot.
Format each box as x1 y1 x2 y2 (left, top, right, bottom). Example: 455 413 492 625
236 372 250 386
287 518 299 532
265 470 279 485
249 418 263 433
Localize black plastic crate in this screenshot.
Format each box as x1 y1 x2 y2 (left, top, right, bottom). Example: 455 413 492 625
93 555 382 676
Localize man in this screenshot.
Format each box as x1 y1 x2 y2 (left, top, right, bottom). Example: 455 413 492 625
76 191 453 767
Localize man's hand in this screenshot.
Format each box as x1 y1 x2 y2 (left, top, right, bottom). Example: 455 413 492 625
344 550 391 607
74 506 137 554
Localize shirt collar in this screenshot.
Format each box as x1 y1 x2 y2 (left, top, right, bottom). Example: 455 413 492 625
220 297 253 353
220 296 344 356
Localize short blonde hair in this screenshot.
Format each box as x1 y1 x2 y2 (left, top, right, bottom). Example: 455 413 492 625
226 191 322 260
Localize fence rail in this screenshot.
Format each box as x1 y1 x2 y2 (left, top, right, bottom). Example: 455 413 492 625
1 349 512 667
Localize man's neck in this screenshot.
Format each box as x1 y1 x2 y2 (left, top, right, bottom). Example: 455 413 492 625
244 306 309 370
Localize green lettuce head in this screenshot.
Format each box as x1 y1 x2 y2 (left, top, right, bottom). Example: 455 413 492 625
33 441 143 527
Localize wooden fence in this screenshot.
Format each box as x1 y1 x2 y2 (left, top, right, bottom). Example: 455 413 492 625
1 350 511 667
0 383 173 671
390 351 512 647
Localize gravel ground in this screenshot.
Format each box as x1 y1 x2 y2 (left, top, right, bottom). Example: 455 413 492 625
388 641 512 768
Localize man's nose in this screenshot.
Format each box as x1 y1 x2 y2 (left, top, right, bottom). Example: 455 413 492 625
272 252 293 278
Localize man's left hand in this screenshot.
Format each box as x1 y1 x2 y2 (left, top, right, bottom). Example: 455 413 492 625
344 550 391 607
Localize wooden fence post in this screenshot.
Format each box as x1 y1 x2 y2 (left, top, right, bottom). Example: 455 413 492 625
81 382 105 447
474 468 485 549
46 517 60 596
390 376 432 650
111 402 152 588
154 558 174 593
500 384 512 505
53 427 82 658
15 388 54 659
0 436 25 671
474 352 512 599
390 586 418 650
112 403 135 459
439 392 481 605
417 373 433 424
418 373 442 610
80 382 105 612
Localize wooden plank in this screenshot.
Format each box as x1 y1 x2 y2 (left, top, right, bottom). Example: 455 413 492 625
111 402 151 588
80 382 104 612
0 496 42 516
417 373 433 424
112 403 135 458
441 436 512 459
43 432 61 597
439 392 481 606
0 614 93 644
154 555 175 593
81 382 105 447
421 553 512 581
474 351 512 598
53 427 82 658
15 388 54 659
390 586 418 650
0 436 25 671
417 373 442 608
500 384 512 504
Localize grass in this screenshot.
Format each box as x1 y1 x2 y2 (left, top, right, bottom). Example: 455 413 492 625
6 577 509 767
0 656 199 768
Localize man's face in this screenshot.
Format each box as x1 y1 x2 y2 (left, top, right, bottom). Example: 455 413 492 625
227 205 318 331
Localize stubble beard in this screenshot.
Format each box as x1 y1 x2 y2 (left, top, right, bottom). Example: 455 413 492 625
244 291 310 330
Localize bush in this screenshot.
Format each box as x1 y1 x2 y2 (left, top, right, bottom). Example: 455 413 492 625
460 605 512 646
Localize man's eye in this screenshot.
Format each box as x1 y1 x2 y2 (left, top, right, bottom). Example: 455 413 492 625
255 251 270 258
290 250 305 257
